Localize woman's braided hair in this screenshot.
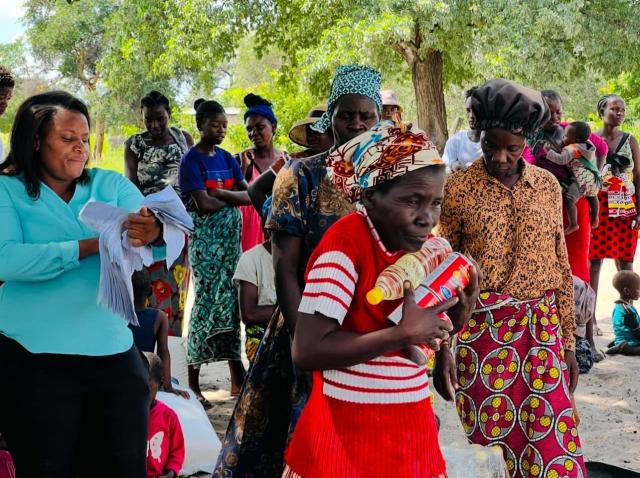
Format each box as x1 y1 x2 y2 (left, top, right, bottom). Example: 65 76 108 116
597 94 623 118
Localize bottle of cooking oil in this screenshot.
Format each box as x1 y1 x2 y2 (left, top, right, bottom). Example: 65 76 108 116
366 237 452 305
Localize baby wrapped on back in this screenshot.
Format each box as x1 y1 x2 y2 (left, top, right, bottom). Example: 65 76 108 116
544 121 601 235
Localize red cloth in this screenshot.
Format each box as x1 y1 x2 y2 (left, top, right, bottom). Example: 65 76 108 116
456 291 586 478
287 212 447 478
240 165 265 252
563 197 591 283
0 451 15 478
147 400 185 478
589 191 638 262
522 144 536 164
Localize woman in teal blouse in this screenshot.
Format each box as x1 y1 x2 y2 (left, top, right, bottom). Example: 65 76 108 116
0 91 163 477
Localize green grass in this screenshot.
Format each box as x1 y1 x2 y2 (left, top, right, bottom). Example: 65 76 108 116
90 141 125 174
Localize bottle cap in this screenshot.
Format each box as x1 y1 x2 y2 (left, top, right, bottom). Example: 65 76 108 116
366 287 384 305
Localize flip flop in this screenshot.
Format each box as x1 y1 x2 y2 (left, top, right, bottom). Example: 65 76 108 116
606 341 627 355
197 395 213 409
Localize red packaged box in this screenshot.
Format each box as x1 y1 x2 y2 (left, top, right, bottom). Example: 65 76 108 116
388 252 473 324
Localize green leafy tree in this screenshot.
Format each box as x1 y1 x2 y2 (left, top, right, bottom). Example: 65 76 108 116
100 0 236 95
231 0 640 149
23 0 118 160
0 40 54 133
27 0 640 154
604 69 640 121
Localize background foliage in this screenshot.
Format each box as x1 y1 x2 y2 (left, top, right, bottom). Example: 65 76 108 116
1 0 640 163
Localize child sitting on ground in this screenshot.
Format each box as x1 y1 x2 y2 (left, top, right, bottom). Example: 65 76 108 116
544 121 601 235
233 222 276 364
132 270 189 398
145 352 186 478
606 271 640 356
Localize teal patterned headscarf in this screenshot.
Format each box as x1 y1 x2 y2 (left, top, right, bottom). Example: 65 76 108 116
310 65 382 134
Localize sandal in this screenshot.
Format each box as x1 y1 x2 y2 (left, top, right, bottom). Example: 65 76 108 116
197 395 213 409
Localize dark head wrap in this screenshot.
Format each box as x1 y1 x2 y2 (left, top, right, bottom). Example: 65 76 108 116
311 65 382 134
243 93 278 125
470 79 550 139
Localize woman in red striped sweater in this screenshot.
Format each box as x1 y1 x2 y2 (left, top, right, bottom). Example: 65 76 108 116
282 121 479 478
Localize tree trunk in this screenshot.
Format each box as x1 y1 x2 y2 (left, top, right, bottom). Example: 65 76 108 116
411 49 448 152
93 115 106 164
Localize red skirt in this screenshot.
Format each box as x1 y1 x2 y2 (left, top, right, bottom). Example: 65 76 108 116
284 360 447 478
564 197 591 283
589 191 638 262
455 291 586 478
0 451 15 478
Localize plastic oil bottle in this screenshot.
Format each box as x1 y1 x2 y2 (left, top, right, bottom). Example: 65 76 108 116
366 236 452 305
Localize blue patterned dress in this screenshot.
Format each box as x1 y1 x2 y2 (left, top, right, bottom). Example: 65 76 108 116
214 152 355 477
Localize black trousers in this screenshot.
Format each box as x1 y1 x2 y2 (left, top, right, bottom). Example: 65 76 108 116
0 335 149 478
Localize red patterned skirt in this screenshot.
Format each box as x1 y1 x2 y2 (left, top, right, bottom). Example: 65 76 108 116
455 291 586 478
589 190 638 262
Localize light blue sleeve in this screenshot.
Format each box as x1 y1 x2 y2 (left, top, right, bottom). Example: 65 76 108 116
114 172 145 211
0 181 80 282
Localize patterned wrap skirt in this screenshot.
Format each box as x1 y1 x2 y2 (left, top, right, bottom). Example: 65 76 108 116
187 208 242 365
455 291 586 478
146 243 190 336
589 191 638 262
214 311 309 478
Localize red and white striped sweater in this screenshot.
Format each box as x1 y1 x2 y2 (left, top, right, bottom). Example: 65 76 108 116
286 210 447 478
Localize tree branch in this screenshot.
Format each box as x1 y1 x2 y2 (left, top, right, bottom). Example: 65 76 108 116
392 40 418 65
414 18 423 49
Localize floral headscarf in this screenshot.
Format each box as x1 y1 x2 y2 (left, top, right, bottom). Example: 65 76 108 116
327 121 443 202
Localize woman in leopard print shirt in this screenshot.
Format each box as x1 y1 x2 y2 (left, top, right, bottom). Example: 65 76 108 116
437 79 585 478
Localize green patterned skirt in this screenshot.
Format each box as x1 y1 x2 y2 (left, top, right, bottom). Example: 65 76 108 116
187 207 242 365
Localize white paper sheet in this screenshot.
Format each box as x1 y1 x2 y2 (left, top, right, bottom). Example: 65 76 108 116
79 186 193 324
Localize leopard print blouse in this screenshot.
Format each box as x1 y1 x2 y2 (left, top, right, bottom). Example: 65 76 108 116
439 159 576 351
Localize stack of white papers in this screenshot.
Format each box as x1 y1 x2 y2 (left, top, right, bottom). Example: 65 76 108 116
79 186 193 325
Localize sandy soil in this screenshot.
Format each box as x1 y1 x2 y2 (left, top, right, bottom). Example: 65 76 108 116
194 258 640 474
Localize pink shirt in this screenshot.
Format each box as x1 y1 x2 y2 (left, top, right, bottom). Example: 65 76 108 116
147 400 185 477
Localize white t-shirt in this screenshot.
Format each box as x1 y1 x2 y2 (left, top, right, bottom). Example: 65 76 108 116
442 130 482 171
233 243 276 306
